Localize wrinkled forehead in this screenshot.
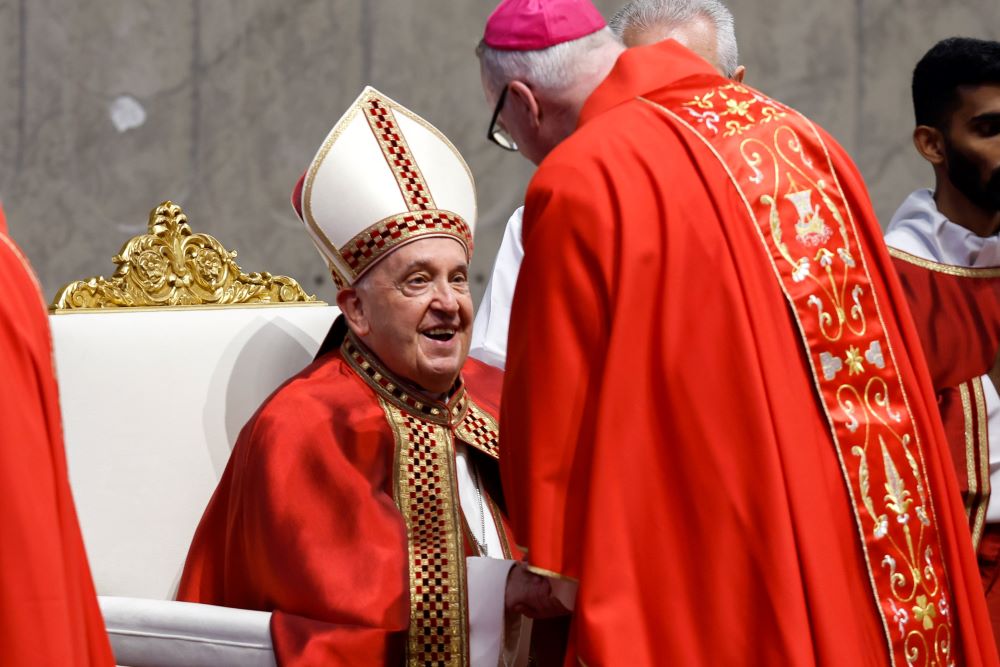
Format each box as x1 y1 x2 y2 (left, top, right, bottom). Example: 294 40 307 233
365 236 470 281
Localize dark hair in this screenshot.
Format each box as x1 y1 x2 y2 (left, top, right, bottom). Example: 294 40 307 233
912 37 1000 129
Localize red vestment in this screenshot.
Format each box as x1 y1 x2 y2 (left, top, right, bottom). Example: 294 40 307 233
0 209 113 665
178 327 518 666
501 40 997 665
890 249 1000 642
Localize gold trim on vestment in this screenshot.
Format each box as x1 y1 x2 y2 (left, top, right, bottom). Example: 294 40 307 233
488 495 513 560
380 398 469 667
887 247 1000 278
341 333 500 460
342 333 506 666
525 565 579 584
972 378 991 548
342 331 468 424
962 382 978 521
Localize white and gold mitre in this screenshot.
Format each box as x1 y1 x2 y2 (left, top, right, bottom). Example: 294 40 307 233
294 86 477 288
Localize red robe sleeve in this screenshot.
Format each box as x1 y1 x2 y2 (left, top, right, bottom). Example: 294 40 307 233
178 360 409 666
0 222 113 666
500 159 611 580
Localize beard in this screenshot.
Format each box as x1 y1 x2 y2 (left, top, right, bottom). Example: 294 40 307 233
944 141 1000 213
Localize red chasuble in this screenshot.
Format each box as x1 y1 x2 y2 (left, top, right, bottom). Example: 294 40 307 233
178 329 517 667
0 210 113 666
501 40 997 666
889 249 1000 630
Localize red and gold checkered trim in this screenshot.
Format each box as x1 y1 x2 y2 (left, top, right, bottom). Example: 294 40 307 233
364 96 436 212
340 209 473 277
383 402 468 667
342 330 504 665
456 403 499 460
342 332 467 424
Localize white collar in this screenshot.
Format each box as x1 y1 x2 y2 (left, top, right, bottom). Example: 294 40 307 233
884 188 1000 268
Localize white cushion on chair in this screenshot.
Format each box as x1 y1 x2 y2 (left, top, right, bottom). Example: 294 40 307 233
100 596 275 667
51 304 338 600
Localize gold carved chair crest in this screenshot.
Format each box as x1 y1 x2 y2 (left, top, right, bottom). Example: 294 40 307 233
51 201 320 310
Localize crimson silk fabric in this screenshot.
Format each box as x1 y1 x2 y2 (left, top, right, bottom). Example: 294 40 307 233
892 257 1000 639
0 208 113 666
178 349 512 666
500 40 997 665
891 259 1000 391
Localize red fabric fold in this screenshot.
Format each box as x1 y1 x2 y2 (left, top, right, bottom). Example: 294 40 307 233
0 213 113 666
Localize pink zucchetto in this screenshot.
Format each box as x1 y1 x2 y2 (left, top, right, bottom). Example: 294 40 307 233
483 0 606 51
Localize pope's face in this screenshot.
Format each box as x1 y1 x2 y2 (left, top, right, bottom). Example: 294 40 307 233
942 83 1000 213
341 237 473 396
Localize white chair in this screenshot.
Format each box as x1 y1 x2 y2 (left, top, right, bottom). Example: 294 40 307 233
49 202 339 667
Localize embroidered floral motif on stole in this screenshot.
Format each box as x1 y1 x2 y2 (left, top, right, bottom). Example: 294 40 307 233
645 83 956 666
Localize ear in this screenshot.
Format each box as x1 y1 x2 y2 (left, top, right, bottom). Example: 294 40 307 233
913 125 946 166
732 65 746 83
336 286 371 337
507 80 542 129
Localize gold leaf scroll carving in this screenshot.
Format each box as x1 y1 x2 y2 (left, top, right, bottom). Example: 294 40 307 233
51 201 318 310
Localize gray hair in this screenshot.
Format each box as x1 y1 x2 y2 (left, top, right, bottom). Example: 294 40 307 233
608 0 739 78
477 27 622 98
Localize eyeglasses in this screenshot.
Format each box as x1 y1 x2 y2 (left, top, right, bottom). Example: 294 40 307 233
487 85 518 152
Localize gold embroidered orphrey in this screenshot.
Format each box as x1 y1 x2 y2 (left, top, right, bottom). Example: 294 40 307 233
959 378 991 549
51 201 317 310
342 333 502 667
643 83 956 666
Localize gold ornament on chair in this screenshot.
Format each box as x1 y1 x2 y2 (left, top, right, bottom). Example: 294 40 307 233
51 201 319 310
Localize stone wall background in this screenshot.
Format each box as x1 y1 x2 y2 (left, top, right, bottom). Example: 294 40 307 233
1 0 998 306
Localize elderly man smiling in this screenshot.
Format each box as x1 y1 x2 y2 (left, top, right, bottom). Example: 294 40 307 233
178 87 565 667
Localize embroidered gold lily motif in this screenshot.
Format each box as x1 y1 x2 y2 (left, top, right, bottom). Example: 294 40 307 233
845 346 865 375
912 595 936 630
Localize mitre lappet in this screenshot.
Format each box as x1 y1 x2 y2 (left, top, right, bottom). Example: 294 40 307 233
292 86 477 289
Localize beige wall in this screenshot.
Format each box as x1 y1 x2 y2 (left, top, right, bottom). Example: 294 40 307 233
1 0 999 306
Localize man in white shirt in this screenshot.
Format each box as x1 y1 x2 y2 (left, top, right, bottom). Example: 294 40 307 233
472 0 744 368
883 36 1000 645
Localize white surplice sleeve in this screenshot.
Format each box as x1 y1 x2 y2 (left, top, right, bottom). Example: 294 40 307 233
979 375 1000 522
456 446 529 665
470 207 525 370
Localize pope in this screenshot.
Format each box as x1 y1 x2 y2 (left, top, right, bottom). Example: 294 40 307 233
178 87 567 667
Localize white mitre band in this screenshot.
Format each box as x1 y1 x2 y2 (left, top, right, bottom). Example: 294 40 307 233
292 86 477 288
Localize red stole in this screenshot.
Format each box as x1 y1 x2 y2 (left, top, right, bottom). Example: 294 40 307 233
647 81 955 665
